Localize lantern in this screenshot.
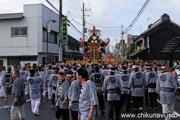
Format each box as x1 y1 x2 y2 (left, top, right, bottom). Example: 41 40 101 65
80 38 83 44
103 39 108 46
107 38 110 45
103 38 110 46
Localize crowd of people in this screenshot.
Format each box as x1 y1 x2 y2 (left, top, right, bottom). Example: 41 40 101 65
0 60 179 120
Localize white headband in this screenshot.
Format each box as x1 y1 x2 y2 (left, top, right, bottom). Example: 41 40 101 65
132 65 138 69
66 74 74 77
122 69 127 72
161 66 166 69
145 66 151 69
109 69 115 72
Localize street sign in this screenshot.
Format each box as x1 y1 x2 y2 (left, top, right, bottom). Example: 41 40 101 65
59 47 62 62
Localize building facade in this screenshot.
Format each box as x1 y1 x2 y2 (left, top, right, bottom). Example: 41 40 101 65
125 34 138 48
117 40 125 60
124 34 138 59
0 4 82 67
63 35 83 61
131 14 180 65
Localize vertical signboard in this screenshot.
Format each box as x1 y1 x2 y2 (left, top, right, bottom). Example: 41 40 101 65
62 17 68 45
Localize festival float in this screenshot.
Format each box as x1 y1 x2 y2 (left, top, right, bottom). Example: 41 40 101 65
66 26 122 65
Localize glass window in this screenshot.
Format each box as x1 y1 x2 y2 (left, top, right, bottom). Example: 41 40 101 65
11 27 28 37
20 27 27 35
43 29 57 44
8 57 20 66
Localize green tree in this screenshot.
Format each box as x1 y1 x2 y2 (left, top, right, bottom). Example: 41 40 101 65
126 43 135 59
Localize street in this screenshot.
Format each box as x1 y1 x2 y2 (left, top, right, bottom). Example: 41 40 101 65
1 95 180 120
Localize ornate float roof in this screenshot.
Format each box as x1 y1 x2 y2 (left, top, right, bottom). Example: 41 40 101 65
87 26 101 44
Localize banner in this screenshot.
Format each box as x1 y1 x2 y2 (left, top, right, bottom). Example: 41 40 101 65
62 17 68 45
107 55 114 61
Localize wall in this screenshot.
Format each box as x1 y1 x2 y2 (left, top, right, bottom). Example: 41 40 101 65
0 58 7 66
20 61 38 67
0 4 45 57
41 4 59 54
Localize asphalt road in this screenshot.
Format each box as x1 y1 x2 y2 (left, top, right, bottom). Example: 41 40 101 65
0 95 180 120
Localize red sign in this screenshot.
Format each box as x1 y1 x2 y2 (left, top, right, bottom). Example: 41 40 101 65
107 55 114 61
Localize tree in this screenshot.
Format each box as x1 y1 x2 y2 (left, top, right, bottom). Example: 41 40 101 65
126 43 135 59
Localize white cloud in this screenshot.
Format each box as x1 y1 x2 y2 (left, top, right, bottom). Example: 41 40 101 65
0 0 180 49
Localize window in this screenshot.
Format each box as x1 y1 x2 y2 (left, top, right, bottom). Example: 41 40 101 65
8 57 20 66
7 57 37 66
43 29 57 44
11 27 28 37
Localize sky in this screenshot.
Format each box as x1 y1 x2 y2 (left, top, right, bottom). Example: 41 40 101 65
0 0 180 51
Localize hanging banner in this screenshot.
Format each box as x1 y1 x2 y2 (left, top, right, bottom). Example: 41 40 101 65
62 17 68 45
107 55 114 61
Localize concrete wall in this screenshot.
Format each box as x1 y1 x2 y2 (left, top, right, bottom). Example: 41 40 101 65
0 4 45 57
0 4 61 65
0 58 7 66
41 4 59 54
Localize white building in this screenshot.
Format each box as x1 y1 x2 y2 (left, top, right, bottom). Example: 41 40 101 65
0 4 61 67
125 34 138 48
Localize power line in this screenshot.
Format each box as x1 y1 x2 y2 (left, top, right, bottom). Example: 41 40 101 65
124 0 150 34
69 26 83 37
86 21 123 29
72 18 123 29
46 1 84 38
46 0 59 13
86 0 95 25
68 11 82 23
72 18 83 26
70 0 150 30
77 0 82 10
67 19 88 38
68 2 123 29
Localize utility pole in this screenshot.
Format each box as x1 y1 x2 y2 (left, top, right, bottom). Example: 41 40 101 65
129 34 131 61
115 39 118 61
120 25 124 59
82 2 90 61
59 0 63 65
82 3 85 43
46 26 49 64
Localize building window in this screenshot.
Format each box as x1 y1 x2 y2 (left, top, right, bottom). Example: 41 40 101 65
7 57 37 66
8 57 20 66
43 28 57 44
11 27 28 37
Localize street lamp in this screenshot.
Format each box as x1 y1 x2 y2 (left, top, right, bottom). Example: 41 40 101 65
46 19 56 64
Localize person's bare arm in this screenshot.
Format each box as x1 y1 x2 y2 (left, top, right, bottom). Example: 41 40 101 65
88 105 95 120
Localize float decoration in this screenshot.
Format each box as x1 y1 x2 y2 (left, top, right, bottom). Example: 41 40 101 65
80 26 110 62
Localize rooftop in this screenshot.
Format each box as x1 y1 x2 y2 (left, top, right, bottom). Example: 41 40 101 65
0 13 24 20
